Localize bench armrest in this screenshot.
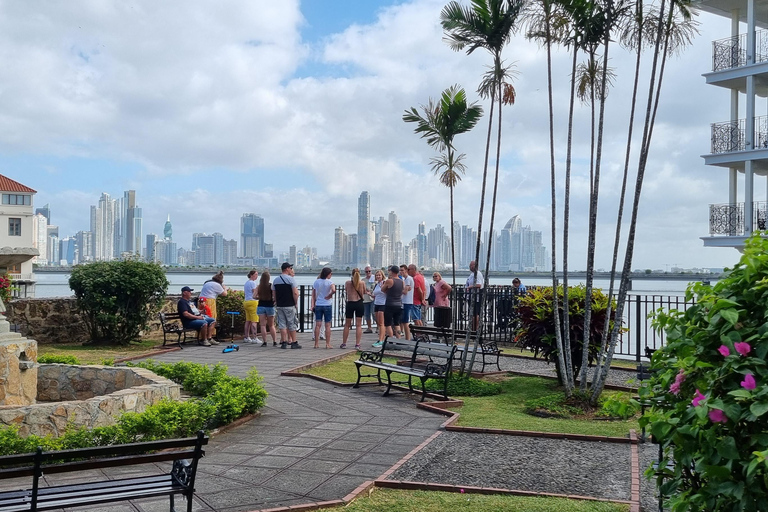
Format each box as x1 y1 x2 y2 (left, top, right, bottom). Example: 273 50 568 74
358 351 382 363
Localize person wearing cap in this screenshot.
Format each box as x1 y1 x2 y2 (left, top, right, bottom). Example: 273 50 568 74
272 262 301 349
177 286 216 346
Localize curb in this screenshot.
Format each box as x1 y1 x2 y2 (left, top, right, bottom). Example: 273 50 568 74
629 429 642 512
114 346 181 363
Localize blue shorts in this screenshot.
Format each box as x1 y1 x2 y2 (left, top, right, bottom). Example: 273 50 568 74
184 316 215 330
401 304 419 323
364 301 374 320
314 305 332 323
257 306 275 317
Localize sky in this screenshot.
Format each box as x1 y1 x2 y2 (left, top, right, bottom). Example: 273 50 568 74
0 0 745 270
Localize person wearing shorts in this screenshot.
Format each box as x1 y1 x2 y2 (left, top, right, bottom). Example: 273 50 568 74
381 265 404 339
177 286 216 346
400 264 414 340
272 262 301 349
371 269 387 347
312 267 335 349
199 271 228 341
243 270 262 344
409 264 427 327
341 268 366 349
466 260 484 331
362 266 375 333
256 271 277 346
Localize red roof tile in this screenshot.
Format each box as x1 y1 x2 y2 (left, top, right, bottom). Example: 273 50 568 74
0 174 36 193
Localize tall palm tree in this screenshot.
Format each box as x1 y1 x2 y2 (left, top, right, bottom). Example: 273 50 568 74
403 86 483 354
441 0 524 374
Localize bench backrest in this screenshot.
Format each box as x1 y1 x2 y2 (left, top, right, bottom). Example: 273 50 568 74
382 338 419 353
410 325 476 345
416 342 457 361
160 312 182 324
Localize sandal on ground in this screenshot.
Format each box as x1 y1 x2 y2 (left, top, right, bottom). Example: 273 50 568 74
326 344 333 349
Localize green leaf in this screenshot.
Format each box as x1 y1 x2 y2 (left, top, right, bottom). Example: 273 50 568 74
717 437 740 459
721 308 739 325
705 464 732 479
651 422 673 439
750 402 768 417
728 389 753 399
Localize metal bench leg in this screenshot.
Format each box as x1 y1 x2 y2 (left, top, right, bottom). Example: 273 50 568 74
419 377 428 402
354 363 362 388
383 370 393 396
169 493 176 512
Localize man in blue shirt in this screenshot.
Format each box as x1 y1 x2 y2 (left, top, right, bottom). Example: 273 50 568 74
177 286 216 346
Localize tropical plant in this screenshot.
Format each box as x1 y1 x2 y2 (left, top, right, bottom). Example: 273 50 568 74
640 234 768 511
69 260 169 345
214 289 246 338
516 285 620 385
0 273 14 304
403 85 483 349
441 0 524 374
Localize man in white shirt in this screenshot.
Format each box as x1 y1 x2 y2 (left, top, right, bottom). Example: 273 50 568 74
362 266 376 334
400 264 414 340
466 260 484 331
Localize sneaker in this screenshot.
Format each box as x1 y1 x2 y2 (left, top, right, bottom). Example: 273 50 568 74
320 333 325 340
354 344 361 350
273 341 278 347
290 342 303 349
209 339 220 345
280 342 288 349
198 340 212 347
364 329 373 334
243 337 253 343
339 343 347 349
258 339 266 347
372 341 383 348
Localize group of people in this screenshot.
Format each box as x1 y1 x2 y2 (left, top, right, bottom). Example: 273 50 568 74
176 262 527 348
176 263 304 349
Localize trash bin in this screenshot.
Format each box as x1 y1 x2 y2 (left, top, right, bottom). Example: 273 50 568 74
434 306 452 328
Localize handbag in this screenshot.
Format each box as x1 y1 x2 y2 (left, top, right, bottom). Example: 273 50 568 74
427 284 436 306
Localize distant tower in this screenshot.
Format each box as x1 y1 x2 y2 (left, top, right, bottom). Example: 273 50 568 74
164 215 172 240
357 191 371 267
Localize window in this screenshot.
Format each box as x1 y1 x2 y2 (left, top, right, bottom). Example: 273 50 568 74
2 194 31 205
8 218 20 236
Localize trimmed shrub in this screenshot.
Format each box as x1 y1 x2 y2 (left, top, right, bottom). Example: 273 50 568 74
69 260 169 344
37 354 81 365
641 234 768 510
215 290 246 338
516 285 620 385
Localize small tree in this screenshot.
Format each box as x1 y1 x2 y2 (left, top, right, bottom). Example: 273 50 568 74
641 234 768 510
69 260 169 345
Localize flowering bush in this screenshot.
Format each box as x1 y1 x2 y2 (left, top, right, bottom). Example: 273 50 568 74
0 273 14 304
641 234 768 511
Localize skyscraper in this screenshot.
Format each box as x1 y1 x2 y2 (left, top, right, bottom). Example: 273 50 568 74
357 191 371 267
240 213 265 259
145 234 158 262
91 193 115 261
32 213 48 265
163 215 173 240
122 190 142 257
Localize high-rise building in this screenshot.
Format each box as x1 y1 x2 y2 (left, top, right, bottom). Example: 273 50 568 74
32 213 48 265
75 231 93 262
289 245 297 266
154 239 177 266
35 204 50 223
46 225 59 265
59 237 76 266
91 193 115 261
195 235 215 266
334 227 348 266
240 213 265 258
387 211 400 263
223 238 238 266
357 191 371 267
163 215 173 240
145 234 158 262
416 222 427 267
122 190 142 257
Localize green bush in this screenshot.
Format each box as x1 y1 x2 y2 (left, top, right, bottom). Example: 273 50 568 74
0 360 268 455
598 394 640 420
641 234 768 511
214 289 246 338
69 260 169 345
525 392 590 417
425 376 502 397
516 285 620 385
37 354 81 365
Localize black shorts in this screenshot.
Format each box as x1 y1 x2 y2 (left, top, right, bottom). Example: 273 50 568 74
472 300 482 316
384 305 401 326
345 300 364 319
374 304 385 313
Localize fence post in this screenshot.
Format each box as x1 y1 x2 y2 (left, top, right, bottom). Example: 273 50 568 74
635 295 642 362
299 285 305 333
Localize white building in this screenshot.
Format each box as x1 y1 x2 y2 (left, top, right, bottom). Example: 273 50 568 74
701 0 768 248
0 174 39 297
32 213 48 266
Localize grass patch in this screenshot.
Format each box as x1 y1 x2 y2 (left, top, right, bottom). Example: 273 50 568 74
504 345 638 370
332 488 628 512
299 352 399 382
37 339 166 364
453 376 640 437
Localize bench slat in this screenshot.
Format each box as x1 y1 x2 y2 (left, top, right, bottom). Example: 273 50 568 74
41 449 199 475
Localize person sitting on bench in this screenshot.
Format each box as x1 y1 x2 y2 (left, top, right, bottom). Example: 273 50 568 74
177 286 216 346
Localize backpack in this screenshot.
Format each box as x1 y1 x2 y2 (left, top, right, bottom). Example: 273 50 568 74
427 284 436 306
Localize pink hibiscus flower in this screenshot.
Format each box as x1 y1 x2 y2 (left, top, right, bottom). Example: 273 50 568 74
741 373 757 390
692 389 706 407
718 345 730 357
708 409 727 423
734 342 751 356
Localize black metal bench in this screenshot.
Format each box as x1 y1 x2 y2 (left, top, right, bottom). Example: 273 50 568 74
0 431 208 512
410 324 502 372
354 338 457 401
159 312 199 348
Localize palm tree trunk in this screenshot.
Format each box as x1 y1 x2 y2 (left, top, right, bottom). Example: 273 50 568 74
449 180 458 352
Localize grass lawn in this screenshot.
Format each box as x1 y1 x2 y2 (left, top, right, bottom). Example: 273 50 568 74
453 376 639 437
299 352 399 382
502 345 638 370
332 488 628 512
37 338 167 364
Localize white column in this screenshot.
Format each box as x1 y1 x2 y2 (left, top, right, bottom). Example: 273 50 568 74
745 0 756 233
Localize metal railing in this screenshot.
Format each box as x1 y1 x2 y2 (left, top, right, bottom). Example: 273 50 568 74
712 30 768 71
709 201 768 235
710 116 768 154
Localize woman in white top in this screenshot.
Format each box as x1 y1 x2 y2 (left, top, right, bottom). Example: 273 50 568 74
311 267 335 349
371 270 387 346
199 271 228 343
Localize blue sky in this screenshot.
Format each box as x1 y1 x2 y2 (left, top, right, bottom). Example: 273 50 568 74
0 1 742 269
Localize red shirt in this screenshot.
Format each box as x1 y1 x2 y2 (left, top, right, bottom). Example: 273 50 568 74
413 273 427 306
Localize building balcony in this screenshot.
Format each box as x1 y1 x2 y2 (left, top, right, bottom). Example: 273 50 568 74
705 31 768 95
704 116 768 171
703 201 767 248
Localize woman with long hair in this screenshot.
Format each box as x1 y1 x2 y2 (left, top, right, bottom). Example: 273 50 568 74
257 271 277 346
341 268 366 349
243 270 261 344
199 271 228 344
380 265 403 339
371 269 387 347
432 272 453 328
311 267 335 349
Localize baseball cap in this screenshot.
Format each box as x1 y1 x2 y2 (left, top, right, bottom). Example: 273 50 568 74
181 286 194 292
281 262 293 271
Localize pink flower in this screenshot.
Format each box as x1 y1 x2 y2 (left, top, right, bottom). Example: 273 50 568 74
708 409 727 423
670 369 686 395
718 345 730 357
460 489 465 494
670 382 681 395
741 373 757 390
734 342 752 356
692 389 706 407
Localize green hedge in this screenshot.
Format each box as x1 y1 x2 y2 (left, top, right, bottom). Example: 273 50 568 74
0 361 268 455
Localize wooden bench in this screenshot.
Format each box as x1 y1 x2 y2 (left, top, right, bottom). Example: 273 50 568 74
410 325 502 372
0 431 208 512
354 338 457 401
159 312 199 348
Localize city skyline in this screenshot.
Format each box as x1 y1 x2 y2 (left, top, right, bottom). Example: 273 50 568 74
0 2 745 271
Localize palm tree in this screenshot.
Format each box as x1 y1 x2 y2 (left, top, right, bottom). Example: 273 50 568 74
403 86 483 349
441 0 524 374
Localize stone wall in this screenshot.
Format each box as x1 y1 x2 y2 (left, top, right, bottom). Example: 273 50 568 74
7 297 181 344
0 365 181 437
37 364 152 401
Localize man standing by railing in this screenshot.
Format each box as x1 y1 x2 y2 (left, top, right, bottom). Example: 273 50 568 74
362 266 375 334
408 264 427 327
273 262 301 349
466 260 483 331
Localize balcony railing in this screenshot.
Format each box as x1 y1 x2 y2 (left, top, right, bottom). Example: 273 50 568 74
710 116 768 154
712 30 768 71
709 201 767 235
